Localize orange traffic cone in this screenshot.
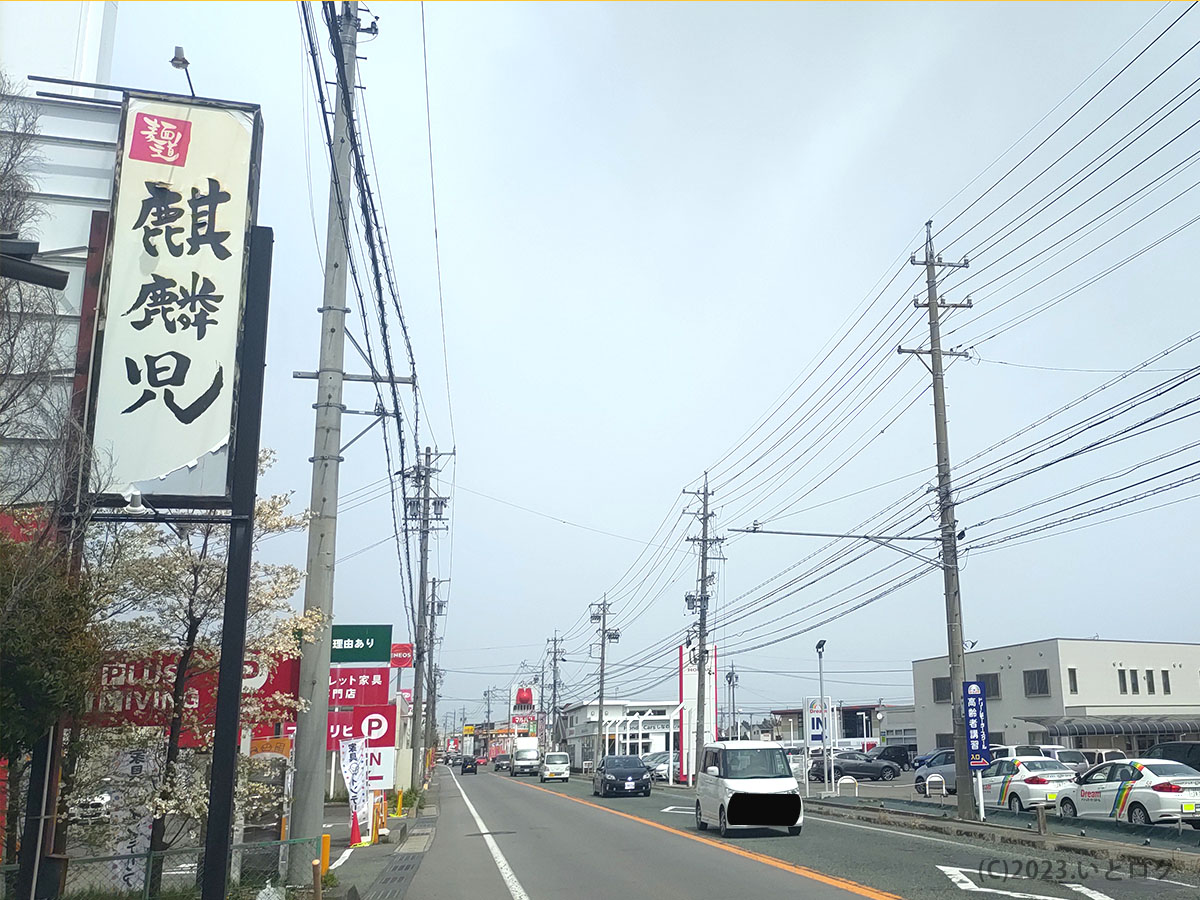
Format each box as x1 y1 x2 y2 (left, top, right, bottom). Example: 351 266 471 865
349 810 362 846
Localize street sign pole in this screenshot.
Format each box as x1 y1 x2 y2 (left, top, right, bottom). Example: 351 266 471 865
962 681 991 823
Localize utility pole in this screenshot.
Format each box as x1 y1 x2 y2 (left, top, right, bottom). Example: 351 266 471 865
899 220 974 820
423 579 447 760
547 632 563 750
591 598 616 764
685 473 721 776
409 446 434 790
290 4 359 875
725 664 738 740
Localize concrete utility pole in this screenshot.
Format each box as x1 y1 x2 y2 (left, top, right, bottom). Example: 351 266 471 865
290 4 358 875
726 664 738 740
548 632 563 749
424 579 447 760
899 220 974 820
591 598 615 764
410 446 434 789
685 473 720 775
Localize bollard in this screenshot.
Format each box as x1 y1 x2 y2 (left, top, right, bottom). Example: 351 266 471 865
312 859 322 900
1036 805 1047 835
321 834 331 874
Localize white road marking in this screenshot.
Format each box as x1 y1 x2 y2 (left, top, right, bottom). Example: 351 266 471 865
809 815 975 848
449 769 531 900
328 848 354 871
938 867 1115 900
660 806 693 814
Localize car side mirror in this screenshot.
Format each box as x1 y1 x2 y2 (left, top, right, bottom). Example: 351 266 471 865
706 766 719 776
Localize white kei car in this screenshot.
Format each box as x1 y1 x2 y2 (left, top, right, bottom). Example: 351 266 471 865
539 751 570 783
695 741 803 838
1056 758 1200 827
977 756 1077 812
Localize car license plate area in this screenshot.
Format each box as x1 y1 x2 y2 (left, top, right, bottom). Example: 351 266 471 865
625 782 636 790
1183 802 1197 813
727 793 800 826
1047 793 1057 801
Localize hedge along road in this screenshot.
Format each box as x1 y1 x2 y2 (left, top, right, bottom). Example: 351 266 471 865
466 768 1200 900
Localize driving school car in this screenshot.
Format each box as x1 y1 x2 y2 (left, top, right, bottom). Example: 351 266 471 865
1056 758 1200 826
978 756 1076 812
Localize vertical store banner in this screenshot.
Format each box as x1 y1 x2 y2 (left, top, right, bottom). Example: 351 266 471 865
105 748 159 892
963 681 992 769
339 737 373 844
91 94 261 498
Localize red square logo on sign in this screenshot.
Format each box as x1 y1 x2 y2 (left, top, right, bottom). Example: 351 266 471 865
390 643 414 668
353 704 397 748
129 112 192 166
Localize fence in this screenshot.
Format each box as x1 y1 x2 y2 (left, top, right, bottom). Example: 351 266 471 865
1 837 321 900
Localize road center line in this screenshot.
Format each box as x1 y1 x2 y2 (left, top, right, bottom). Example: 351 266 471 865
506 778 901 900
449 770 531 900
328 848 354 870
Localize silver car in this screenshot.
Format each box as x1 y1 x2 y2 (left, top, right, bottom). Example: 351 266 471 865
915 748 957 795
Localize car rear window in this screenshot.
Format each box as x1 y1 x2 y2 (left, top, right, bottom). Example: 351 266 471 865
496 755 510 761
1055 751 1086 764
1020 759 1072 773
515 749 539 760
546 753 569 764
1143 762 1200 778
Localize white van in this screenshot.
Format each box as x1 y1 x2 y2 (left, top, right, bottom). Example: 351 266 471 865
695 741 803 838
539 751 570 783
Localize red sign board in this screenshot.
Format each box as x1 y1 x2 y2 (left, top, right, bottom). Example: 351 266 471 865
511 714 536 725
398 688 413 708
327 709 354 751
353 705 397 748
328 667 388 706
390 643 414 668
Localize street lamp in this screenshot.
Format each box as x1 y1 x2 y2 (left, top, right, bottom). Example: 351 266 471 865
816 640 830 790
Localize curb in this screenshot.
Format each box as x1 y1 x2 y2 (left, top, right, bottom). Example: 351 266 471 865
807 800 1200 876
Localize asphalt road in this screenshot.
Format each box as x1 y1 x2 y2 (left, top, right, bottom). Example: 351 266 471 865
404 766 1200 900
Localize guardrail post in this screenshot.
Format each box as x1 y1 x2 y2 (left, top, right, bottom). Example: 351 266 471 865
1036 805 1047 835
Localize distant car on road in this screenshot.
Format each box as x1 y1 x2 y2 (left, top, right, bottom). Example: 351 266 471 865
493 754 511 772
644 751 680 781
865 745 912 771
540 751 571 783
592 755 652 797
1057 758 1200 826
461 757 477 774
695 741 802 838
915 749 957 795
476 756 488 767
978 756 1076 812
810 750 900 782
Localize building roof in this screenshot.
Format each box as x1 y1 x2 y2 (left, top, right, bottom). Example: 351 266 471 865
1018 715 1200 737
912 637 1200 664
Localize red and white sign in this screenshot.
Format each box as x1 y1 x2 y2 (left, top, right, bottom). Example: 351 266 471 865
511 714 536 725
128 112 193 166
366 747 396 789
390 643 414 668
327 709 354 751
353 705 397 748
328 667 388 706
398 688 412 708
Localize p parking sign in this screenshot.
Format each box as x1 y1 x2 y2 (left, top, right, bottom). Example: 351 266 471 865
962 681 991 769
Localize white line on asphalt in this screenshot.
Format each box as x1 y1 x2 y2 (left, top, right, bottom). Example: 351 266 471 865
449 769 531 900
328 848 354 871
938 866 1116 899
808 814 974 848
1063 885 1118 900
660 806 693 814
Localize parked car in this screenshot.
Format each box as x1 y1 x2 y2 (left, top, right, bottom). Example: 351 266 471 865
866 745 912 771
645 752 680 781
915 748 957 795
1079 748 1127 767
810 750 901 782
493 754 512 772
461 756 477 774
1143 741 1200 770
592 755 652 797
978 756 1076 812
1057 758 1200 826
694 741 803 838
1043 748 1091 773
540 751 571 783
912 751 936 769
67 794 111 824
989 743 1067 760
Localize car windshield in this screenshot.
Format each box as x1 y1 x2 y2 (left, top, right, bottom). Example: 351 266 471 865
723 748 791 779
545 753 569 765
1021 760 1072 773
496 755 510 761
515 749 538 760
1144 762 1200 778
1055 751 1086 764
607 756 644 768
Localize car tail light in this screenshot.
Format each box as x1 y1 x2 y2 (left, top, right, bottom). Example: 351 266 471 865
1152 782 1184 793
1023 776 1049 785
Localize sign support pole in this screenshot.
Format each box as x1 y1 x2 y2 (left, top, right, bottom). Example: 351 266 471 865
975 770 985 822
201 227 274 900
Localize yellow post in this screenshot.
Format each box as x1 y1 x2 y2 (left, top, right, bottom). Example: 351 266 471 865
320 833 331 875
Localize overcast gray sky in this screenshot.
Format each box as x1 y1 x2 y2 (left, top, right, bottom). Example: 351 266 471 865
101 2 1200 722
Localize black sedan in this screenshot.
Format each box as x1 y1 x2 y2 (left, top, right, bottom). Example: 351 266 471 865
493 754 511 772
461 757 477 774
591 755 652 797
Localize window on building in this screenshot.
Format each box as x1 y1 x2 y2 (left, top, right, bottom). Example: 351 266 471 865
1162 670 1172 695
1146 669 1155 695
936 732 954 748
1027 731 1050 744
1119 670 1127 694
989 731 1005 744
1023 668 1051 698
976 672 1002 699
1130 669 1140 695
1068 668 1078 694
932 676 952 703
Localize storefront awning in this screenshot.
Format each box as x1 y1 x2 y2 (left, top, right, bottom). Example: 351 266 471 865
1018 715 1200 737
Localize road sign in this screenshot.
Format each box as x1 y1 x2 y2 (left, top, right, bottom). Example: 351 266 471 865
353 704 397 748
366 747 396 790
390 642 414 668
330 625 392 663
962 681 991 769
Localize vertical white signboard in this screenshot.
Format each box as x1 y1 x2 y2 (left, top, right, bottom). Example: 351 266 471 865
91 94 260 499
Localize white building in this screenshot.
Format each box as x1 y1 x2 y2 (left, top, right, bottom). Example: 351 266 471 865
913 639 1200 755
558 699 685 770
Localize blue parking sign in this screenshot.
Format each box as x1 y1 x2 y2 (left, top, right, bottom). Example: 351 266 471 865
962 681 991 769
